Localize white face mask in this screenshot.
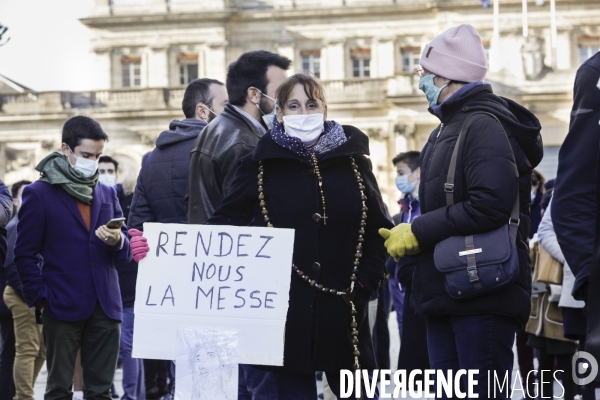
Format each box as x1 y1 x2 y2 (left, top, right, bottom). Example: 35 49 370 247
257 91 277 130
68 147 99 178
98 174 116 187
282 113 325 146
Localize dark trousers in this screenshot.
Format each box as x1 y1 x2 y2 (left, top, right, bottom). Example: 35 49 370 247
238 365 379 399
538 350 575 399
398 286 429 373
426 314 517 400
372 281 391 369
144 359 172 395
0 315 15 400
516 329 536 396
43 303 120 400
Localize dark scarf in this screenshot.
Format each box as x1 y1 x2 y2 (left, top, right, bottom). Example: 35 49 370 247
36 152 98 204
270 117 347 161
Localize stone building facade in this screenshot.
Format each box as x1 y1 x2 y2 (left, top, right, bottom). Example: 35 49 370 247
0 0 598 209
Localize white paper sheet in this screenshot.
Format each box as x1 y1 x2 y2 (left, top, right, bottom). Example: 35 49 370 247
132 222 294 366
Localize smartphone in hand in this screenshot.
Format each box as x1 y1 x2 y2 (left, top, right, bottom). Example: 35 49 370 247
106 217 126 229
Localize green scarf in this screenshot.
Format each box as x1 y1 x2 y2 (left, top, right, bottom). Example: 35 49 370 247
36 152 98 205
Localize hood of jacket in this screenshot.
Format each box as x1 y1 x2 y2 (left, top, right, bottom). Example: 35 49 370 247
435 84 543 169
156 118 207 149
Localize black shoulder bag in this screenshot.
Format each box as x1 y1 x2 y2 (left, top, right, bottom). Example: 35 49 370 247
433 112 520 300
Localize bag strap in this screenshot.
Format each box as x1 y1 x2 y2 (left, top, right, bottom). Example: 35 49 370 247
445 112 520 244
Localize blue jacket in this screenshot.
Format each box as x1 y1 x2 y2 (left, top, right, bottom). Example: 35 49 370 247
128 118 206 230
4 216 34 301
15 181 131 322
552 51 600 300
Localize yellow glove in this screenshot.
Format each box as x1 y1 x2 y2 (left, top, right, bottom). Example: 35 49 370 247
378 224 420 261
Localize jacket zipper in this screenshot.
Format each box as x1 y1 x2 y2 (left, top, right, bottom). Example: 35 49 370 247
422 123 444 206
426 122 444 184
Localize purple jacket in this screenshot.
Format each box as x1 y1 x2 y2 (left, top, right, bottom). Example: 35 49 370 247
15 181 131 322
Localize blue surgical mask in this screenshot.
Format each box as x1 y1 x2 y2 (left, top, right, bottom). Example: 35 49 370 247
396 175 416 194
419 74 448 108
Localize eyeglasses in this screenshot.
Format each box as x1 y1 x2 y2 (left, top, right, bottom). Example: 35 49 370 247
415 68 430 78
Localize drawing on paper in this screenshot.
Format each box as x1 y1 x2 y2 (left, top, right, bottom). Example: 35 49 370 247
176 328 238 400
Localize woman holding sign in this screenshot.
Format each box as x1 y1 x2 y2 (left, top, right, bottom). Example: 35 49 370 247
207 73 392 398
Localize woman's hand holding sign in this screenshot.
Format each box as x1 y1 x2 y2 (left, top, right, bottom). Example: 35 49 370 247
129 228 149 262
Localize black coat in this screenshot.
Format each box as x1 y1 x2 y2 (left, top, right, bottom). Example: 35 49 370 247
128 118 206 230
410 84 543 328
207 126 393 373
552 51 600 301
188 104 264 224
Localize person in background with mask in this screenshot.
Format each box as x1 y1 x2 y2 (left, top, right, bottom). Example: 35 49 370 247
380 24 542 398
385 152 430 383
99 156 130 219
3 180 46 400
15 115 131 399
98 155 145 400
127 77 227 400
135 73 392 398
187 50 290 224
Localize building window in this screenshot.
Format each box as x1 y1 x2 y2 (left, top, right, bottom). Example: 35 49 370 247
179 64 198 85
121 56 141 88
177 53 199 85
579 37 599 64
301 50 321 78
351 48 371 78
401 46 420 72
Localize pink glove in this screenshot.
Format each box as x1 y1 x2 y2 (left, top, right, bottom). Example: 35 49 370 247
129 229 149 262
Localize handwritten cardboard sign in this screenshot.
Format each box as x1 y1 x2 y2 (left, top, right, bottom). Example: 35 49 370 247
132 222 294 365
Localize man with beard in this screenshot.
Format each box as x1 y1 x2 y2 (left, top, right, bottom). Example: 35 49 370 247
187 50 291 224
188 340 235 400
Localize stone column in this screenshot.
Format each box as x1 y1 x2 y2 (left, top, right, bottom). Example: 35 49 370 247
322 40 345 80
555 31 571 70
0 143 7 179
373 37 395 79
275 43 295 75
93 47 112 90
149 46 169 88
198 46 208 80
150 0 168 13
206 43 227 83
92 0 111 15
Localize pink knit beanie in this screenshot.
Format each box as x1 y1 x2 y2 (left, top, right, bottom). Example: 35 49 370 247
419 24 487 83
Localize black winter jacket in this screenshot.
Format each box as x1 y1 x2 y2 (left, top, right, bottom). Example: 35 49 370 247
410 84 543 328
187 104 264 224
553 52 600 301
128 118 206 230
207 126 393 373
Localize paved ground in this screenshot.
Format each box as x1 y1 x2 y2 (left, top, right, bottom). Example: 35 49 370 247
33 310 566 399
